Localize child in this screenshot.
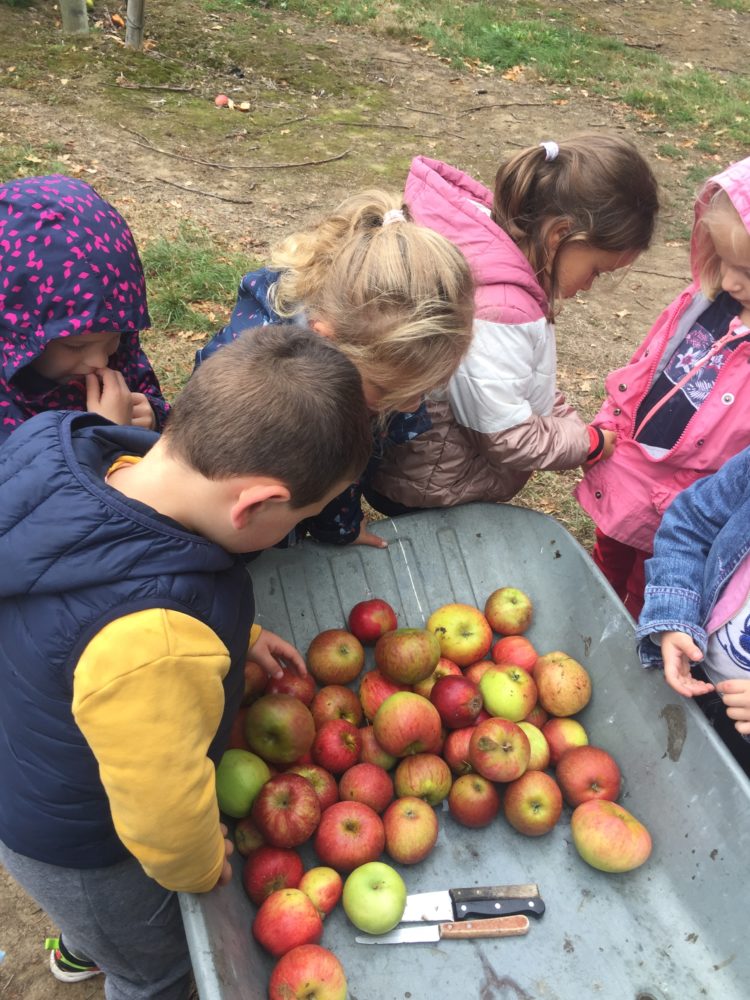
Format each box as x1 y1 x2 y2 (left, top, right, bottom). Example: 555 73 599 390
577 155 750 617
366 135 659 514
636 446 750 773
195 189 475 547
0 174 168 441
0 326 372 998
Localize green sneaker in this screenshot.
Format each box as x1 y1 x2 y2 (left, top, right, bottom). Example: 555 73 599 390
45 936 101 983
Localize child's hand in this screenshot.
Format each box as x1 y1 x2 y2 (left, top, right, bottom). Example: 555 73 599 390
353 517 388 549
249 629 307 679
215 823 234 888
130 392 156 429
716 679 750 735
600 429 617 460
86 368 133 425
660 631 714 697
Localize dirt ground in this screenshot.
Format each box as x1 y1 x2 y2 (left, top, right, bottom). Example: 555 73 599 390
0 0 748 996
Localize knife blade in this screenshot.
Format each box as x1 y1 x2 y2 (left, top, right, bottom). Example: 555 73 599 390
400 884 544 923
355 914 530 945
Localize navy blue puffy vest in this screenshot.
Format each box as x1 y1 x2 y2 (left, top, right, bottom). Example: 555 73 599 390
0 412 254 868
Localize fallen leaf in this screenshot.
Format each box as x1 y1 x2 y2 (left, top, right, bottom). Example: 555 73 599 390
614 309 630 319
111 12 125 27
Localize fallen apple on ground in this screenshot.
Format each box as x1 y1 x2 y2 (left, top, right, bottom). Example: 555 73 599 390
393 752 452 805
313 800 385 872
556 744 621 806
242 845 304 906
448 773 501 828
298 867 343 919
382 795 439 864
534 651 592 716
342 860 407 934
503 769 563 837
348 598 398 644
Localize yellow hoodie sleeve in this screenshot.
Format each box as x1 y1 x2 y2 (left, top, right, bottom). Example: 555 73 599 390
72 608 244 893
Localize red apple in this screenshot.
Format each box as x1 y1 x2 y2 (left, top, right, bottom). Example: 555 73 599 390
286 763 339 813
517 722 550 772
373 691 442 757
298 867 343 919
413 657 462 698
311 684 363 728
429 675 483 729
542 716 589 766
306 629 365 685
227 707 251 751
524 704 549 729
266 671 318 706
393 752 452 806
234 815 265 857
382 795 439 864
268 944 347 1000
374 628 441 684
448 773 501 828
469 717 530 782
313 801 385 872
571 799 652 873
484 587 533 635
338 763 394 814
312 719 362 775
426 603 493 667
358 669 411 722
253 888 323 957
556 745 621 806
252 773 321 848
442 727 475 776
503 770 563 837
243 845 304 905
242 659 269 706
479 664 538 723
491 635 538 672
463 660 495 686
358 725 397 770
534 651 592 716
245 694 316 765
348 598 398 645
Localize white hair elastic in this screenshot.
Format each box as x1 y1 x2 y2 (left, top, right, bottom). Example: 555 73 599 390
382 208 407 226
539 141 560 162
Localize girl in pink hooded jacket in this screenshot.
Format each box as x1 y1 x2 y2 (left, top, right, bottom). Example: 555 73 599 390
368 135 658 514
577 155 750 617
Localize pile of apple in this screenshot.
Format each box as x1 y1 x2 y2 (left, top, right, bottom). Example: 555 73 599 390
217 588 652 999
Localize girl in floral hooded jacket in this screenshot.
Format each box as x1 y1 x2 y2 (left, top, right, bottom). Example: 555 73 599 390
0 174 168 442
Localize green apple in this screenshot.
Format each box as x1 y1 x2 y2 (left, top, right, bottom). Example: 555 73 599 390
479 664 538 722
342 861 407 934
215 748 271 818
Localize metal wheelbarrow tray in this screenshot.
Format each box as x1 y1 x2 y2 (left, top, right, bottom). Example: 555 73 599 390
180 503 750 1000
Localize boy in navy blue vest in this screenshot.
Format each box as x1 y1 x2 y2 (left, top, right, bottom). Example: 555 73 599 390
0 326 372 1000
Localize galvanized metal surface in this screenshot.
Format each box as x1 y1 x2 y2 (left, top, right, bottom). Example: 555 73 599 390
180 503 750 1000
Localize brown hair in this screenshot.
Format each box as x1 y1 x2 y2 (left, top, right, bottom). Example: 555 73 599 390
269 190 475 414
492 134 659 316
693 187 749 299
163 324 372 507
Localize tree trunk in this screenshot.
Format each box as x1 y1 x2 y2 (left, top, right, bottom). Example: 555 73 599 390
59 0 89 35
125 0 145 50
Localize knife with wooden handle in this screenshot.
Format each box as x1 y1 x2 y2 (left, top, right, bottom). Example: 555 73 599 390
355 914 530 945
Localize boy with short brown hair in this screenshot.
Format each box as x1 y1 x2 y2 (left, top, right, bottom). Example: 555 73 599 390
0 325 372 999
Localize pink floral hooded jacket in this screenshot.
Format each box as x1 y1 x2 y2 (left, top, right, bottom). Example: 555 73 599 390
576 155 750 552
371 156 589 509
0 175 168 442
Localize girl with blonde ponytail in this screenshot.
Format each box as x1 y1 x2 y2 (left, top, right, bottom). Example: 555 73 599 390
195 189 474 547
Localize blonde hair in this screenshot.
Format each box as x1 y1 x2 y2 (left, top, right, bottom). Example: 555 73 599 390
694 187 749 299
492 133 659 317
269 190 475 414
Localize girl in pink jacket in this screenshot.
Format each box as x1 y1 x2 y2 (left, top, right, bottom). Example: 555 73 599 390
577 155 750 617
369 135 658 514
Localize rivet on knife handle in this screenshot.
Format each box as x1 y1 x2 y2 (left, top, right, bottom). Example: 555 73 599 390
440 915 530 939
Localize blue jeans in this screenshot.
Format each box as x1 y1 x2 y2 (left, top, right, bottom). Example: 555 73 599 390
0 841 193 1000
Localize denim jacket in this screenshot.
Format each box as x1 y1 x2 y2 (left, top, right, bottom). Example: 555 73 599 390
636 445 750 666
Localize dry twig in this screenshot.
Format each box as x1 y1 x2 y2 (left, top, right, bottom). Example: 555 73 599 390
118 125 235 170
154 177 256 203
460 101 546 115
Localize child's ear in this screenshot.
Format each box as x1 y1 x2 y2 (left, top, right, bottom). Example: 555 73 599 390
310 318 336 339
544 219 571 256
230 482 292 530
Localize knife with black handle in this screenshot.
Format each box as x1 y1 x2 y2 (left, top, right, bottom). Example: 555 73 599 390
400 883 545 923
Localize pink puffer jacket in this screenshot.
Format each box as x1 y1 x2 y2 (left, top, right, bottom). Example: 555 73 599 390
373 157 589 508
576 155 750 552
